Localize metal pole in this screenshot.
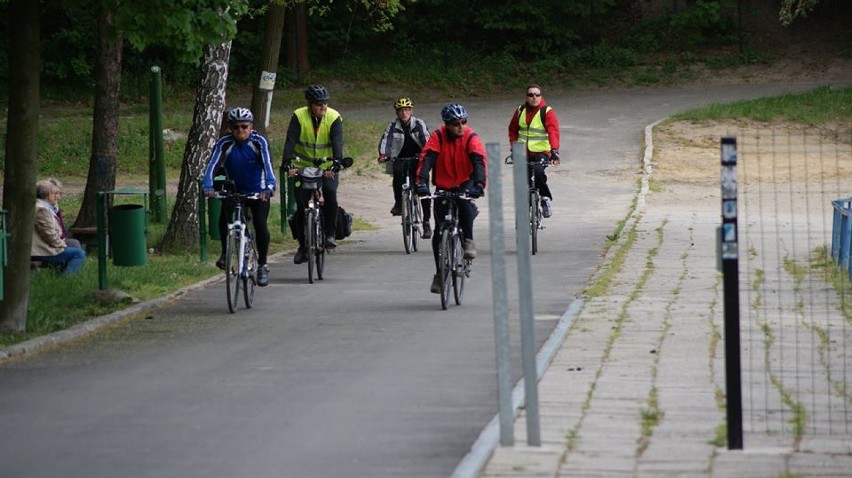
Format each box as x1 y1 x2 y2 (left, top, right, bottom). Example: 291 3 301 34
511 141 540 446
280 166 288 235
720 136 743 449
486 142 514 446
149 66 167 223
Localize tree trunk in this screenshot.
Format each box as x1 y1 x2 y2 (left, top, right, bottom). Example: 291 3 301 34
71 8 123 229
0 0 40 331
159 41 231 253
250 3 286 135
285 2 310 80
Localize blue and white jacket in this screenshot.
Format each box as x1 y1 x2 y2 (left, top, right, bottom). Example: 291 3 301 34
202 132 277 195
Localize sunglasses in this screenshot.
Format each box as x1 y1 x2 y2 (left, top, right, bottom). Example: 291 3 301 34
527 92 542 98
445 119 468 127
311 101 328 106
232 123 251 130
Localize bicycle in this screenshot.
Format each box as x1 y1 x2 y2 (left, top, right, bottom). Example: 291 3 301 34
291 156 353 284
212 183 261 313
432 189 473 310
393 156 423 254
505 153 550 255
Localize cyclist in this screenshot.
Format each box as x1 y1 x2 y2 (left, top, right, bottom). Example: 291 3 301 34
377 97 432 239
507 83 561 218
282 84 345 264
415 103 486 294
202 107 277 287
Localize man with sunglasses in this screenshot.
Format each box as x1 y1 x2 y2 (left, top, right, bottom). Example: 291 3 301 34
282 84 345 264
202 107 277 287
508 84 561 218
415 103 487 294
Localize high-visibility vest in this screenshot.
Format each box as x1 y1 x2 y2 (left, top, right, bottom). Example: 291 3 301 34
516 105 551 153
292 106 341 166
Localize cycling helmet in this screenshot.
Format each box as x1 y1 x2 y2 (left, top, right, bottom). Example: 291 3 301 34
227 107 254 124
440 103 468 122
394 97 413 110
305 85 331 103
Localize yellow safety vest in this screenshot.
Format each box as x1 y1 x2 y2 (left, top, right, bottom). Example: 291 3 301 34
517 105 551 153
292 106 341 167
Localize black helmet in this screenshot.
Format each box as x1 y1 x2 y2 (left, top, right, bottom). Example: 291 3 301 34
441 103 468 122
305 85 330 103
227 107 254 124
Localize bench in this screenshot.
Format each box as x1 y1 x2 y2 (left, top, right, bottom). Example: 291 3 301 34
69 226 98 252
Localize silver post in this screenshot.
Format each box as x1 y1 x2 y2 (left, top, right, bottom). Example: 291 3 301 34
486 142 514 446
511 141 540 446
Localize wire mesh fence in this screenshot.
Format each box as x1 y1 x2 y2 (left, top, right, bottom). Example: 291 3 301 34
734 123 852 449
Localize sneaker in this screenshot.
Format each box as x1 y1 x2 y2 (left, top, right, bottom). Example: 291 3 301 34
422 222 432 239
215 255 226 270
430 274 441 294
541 197 553 218
293 248 307 264
463 239 477 260
257 265 269 287
325 234 337 249
390 203 401 216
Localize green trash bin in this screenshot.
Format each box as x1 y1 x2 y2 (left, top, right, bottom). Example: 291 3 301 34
109 204 147 266
208 196 223 240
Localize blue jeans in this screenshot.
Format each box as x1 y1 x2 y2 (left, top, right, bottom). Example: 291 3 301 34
32 247 87 275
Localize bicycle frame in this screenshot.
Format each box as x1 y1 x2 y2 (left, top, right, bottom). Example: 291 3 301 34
212 189 261 313
432 189 472 310
395 156 423 254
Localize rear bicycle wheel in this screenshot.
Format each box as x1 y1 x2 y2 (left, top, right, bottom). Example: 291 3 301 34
315 212 325 280
225 229 241 313
439 228 452 310
530 190 540 255
243 234 257 308
402 190 413 254
452 233 465 305
306 209 316 284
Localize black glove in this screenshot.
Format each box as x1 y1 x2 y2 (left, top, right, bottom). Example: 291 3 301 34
415 184 430 197
464 182 484 199
550 149 560 161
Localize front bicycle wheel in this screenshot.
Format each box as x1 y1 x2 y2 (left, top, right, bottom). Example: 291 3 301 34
452 233 465 305
225 229 241 313
315 211 325 280
412 196 422 252
402 190 413 254
530 190 540 255
306 209 316 284
439 228 452 310
243 233 257 309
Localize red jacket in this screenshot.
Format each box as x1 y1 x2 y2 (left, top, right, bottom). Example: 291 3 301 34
507 97 561 153
417 125 487 190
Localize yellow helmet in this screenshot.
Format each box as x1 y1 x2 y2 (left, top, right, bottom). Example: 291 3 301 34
394 97 414 110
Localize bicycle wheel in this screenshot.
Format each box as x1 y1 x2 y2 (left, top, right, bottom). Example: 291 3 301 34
315 211 325 280
452 233 465 305
401 190 413 254
412 196 422 252
530 190 540 255
243 233 257 309
225 229 241 313
306 209 316 284
439 228 452 310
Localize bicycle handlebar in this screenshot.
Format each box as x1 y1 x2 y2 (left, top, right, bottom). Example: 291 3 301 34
429 189 475 201
504 154 551 166
287 155 354 172
210 190 262 201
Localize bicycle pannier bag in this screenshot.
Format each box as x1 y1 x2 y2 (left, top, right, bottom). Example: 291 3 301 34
335 206 353 240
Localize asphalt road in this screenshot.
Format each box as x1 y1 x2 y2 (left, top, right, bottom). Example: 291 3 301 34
0 81 831 478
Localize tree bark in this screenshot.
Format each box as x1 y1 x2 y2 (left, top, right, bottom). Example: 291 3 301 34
250 3 286 136
1 0 40 331
285 2 310 80
159 41 231 253
71 7 123 229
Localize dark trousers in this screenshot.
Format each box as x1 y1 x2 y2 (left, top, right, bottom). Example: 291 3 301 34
530 162 552 200
219 198 270 265
430 196 476 271
293 172 338 248
392 160 431 220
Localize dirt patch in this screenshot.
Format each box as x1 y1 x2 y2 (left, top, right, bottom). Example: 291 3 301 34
653 119 852 185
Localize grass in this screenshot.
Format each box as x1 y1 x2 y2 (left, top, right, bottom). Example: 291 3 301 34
671 85 852 125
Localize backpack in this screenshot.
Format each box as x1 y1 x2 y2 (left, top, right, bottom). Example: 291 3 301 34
335 206 353 240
